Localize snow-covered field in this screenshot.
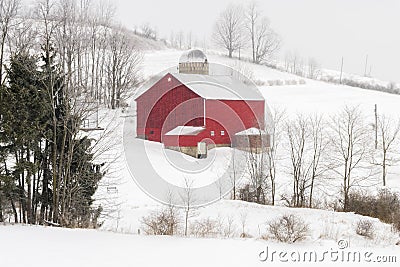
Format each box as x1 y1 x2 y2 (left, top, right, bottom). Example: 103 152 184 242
3 49 400 266
1 207 398 267
94 49 400 231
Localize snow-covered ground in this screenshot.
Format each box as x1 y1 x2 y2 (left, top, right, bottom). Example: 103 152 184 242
0 224 265 267
1 206 399 267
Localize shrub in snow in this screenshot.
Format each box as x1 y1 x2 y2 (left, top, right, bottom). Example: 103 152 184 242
267 214 309 243
140 206 180 236
285 79 297 85
190 216 237 238
240 232 253 238
190 217 219 238
267 80 283 86
220 216 237 238
347 189 400 229
392 212 400 233
347 190 374 214
254 79 266 86
356 219 375 239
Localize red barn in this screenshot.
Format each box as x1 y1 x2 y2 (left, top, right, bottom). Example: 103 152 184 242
135 50 267 157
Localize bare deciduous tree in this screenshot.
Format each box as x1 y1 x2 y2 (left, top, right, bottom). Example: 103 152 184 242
265 106 285 205
186 31 192 49
244 1 259 63
330 106 373 211
307 57 320 79
180 177 195 236
7 17 36 53
307 114 329 208
228 148 246 200
0 0 20 85
245 130 269 204
285 51 305 76
177 31 184 49
245 1 280 64
285 115 308 207
374 114 400 186
252 17 280 64
213 4 243 58
284 114 329 208
141 22 156 40
105 27 142 109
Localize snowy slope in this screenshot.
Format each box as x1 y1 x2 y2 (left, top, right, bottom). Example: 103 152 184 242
2 49 400 267
88 49 400 254
142 50 400 119
1 211 399 267
94 48 400 220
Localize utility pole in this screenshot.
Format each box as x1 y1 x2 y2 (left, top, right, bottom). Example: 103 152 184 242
364 54 369 77
375 104 378 150
339 57 344 84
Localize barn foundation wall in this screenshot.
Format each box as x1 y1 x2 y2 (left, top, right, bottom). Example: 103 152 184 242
165 144 231 158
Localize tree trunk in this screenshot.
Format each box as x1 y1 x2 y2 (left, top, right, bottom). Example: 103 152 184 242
382 151 387 187
9 196 18 223
0 181 3 222
184 209 189 236
0 30 8 86
309 177 315 208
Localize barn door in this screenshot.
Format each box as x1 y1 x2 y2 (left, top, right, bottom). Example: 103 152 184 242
197 142 207 159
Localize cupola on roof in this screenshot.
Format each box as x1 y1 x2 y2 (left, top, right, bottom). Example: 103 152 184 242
179 49 208 64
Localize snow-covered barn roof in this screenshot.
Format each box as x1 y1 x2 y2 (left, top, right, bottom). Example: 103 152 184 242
172 73 264 101
165 126 205 136
235 127 267 136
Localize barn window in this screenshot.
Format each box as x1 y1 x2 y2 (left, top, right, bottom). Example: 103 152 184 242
210 131 215 136
149 130 154 134
221 130 225 136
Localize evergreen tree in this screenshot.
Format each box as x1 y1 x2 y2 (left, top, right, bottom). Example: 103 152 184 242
1 51 45 223
0 45 103 227
38 43 103 227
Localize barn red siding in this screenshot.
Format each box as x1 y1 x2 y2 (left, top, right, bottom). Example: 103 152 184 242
136 74 204 142
205 100 264 136
162 118 231 147
136 73 265 150
162 100 264 147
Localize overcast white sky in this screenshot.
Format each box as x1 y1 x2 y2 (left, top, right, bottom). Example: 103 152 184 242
114 0 399 82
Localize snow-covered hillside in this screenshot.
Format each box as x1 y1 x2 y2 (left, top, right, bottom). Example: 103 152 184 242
94 49 400 242
2 48 400 267
93 50 400 219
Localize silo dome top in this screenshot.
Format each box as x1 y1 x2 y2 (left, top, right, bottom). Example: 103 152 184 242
179 49 208 64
